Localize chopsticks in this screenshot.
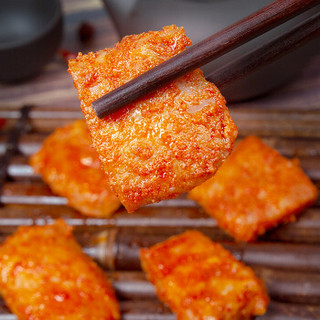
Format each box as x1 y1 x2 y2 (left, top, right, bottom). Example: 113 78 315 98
206 10 320 90
92 0 320 119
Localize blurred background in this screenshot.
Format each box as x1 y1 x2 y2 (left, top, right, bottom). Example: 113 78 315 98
0 0 319 109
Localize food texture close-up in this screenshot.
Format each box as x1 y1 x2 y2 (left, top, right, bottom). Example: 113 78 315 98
0 0 319 319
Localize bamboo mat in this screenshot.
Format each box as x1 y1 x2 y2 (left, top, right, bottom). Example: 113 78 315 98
0 0 320 318
0 101 319 319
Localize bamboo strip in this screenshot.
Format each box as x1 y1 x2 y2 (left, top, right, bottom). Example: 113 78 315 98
1 108 320 137
108 270 320 304
1 300 316 319
0 203 319 242
84 230 320 272
4 155 320 182
0 270 318 306
2 135 320 157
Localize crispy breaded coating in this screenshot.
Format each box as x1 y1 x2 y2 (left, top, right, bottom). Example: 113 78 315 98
0 220 120 320
189 135 319 242
140 230 269 320
30 120 121 217
68 25 238 212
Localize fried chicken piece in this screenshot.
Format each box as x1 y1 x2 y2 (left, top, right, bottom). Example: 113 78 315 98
0 220 120 320
68 25 238 212
189 135 318 242
30 120 121 217
140 230 269 320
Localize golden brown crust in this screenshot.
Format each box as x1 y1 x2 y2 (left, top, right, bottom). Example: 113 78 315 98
189 135 319 242
140 230 269 320
0 219 120 320
68 25 238 212
30 120 121 217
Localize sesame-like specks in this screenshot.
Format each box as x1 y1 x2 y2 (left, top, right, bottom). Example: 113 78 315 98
68 25 238 212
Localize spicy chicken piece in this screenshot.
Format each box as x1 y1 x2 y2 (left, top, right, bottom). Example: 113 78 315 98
30 120 121 217
140 230 269 320
0 220 120 320
68 25 238 212
189 135 318 242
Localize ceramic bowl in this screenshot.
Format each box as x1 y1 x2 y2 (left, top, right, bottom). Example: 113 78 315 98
0 0 63 82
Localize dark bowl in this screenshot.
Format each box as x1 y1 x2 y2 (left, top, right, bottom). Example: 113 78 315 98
0 0 63 82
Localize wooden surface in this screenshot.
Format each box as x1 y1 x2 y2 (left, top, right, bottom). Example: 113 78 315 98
0 0 320 319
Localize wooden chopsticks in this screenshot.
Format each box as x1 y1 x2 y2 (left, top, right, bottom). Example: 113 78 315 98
92 0 320 119
207 10 320 90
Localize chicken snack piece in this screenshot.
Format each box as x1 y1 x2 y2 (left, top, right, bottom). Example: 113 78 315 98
30 119 121 217
140 230 269 320
0 219 120 320
68 25 238 212
189 135 318 242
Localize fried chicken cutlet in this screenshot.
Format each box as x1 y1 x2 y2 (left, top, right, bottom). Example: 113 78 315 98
140 230 269 320
0 220 120 320
68 25 238 212
30 120 121 217
189 135 318 242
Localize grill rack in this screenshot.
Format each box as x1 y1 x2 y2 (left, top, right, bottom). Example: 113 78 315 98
0 105 320 319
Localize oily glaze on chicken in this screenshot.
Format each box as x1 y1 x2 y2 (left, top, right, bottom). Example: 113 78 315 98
140 230 269 320
189 136 318 241
0 220 120 320
68 25 238 212
30 120 121 217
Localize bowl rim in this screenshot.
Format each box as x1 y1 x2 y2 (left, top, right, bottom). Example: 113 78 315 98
0 0 62 51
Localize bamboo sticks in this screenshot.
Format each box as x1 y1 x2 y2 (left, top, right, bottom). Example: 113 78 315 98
0 98 319 318
0 300 318 320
